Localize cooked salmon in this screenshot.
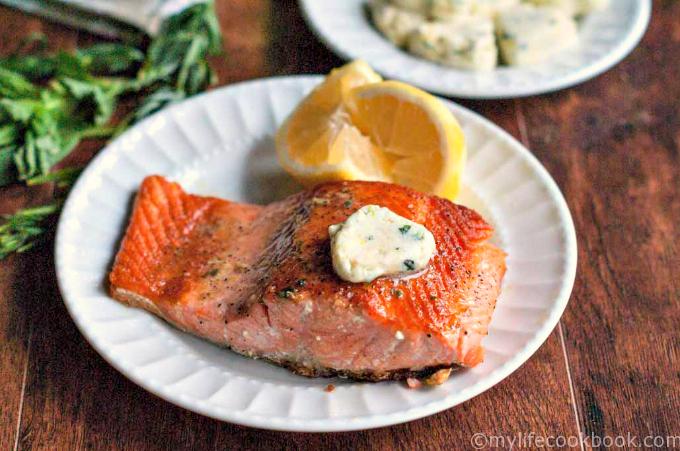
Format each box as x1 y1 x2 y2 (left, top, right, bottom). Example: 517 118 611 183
109 175 506 381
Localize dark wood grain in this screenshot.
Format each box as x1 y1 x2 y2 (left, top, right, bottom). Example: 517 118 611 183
0 183 53 451
0 0 677 449
516 1 680 449
0 9 74 450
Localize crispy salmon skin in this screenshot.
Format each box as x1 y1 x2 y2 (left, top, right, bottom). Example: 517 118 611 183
109 176 506 381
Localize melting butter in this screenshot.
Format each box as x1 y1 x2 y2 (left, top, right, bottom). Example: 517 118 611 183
329 205 436 283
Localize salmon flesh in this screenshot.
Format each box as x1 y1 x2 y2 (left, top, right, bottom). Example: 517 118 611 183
109 176 506 381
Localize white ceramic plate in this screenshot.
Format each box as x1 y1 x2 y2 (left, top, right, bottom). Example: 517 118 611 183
299 0 650 98
55 76 577 432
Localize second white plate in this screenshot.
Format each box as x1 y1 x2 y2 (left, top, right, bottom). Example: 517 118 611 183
55 76 577 431
299 0 651 98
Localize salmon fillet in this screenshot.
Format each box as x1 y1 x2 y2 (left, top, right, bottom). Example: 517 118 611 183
109 175 506 381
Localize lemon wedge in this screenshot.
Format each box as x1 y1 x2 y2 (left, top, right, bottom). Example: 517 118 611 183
275 61 466 199
276 60 384 186
346 80 466 199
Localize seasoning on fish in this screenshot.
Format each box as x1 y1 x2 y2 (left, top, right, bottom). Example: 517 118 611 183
109 176 506 381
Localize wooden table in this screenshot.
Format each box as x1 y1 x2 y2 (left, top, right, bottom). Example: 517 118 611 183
1 1 678 449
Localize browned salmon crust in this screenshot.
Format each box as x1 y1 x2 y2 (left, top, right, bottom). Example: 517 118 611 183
109 176 506 381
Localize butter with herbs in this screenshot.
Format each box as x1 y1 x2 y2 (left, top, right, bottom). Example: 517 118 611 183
329 205 436 283
371 0 427 47
409 15 498 71
495 5 578 66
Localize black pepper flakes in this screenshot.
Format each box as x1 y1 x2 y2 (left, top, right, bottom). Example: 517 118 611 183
403 259 416 271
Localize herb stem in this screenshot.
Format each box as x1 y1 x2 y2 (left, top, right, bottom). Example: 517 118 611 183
78 125 117 139
0 202 60 259
26 167 82 187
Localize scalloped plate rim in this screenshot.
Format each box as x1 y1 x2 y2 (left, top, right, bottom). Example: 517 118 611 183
55 75 577 432
298 0 651 99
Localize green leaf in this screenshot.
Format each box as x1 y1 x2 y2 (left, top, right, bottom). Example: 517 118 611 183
34 135 62 174
0 67 38 98
0 124 18 147
76 43 144 75
30 106 59 137
54 51 90 80
140 35 192 85
134 87 185 121
0 146 17 186
9 124 77 182
184 61 210 95
27 166 82 188
176 35 209 93
78 124 117 140
13 131 37 180
0 98 38 122
0 43 143 81
159 2 222 54
0 55 56 81
59 77 96 98
137 1 222 94
60 77 118 125
93 86 116 124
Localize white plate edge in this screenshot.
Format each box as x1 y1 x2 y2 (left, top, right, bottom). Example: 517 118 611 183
297 0 652 99
53 75 579 432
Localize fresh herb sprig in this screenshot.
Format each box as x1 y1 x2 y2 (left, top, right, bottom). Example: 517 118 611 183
0 42 144 81
134 1 222 120
0 44 138 185
27 167 83 188
0 203 60 259
0 1 222 260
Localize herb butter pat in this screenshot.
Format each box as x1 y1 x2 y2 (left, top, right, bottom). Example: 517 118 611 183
495 5 578 66
329 205 436 283
409 15 498 71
